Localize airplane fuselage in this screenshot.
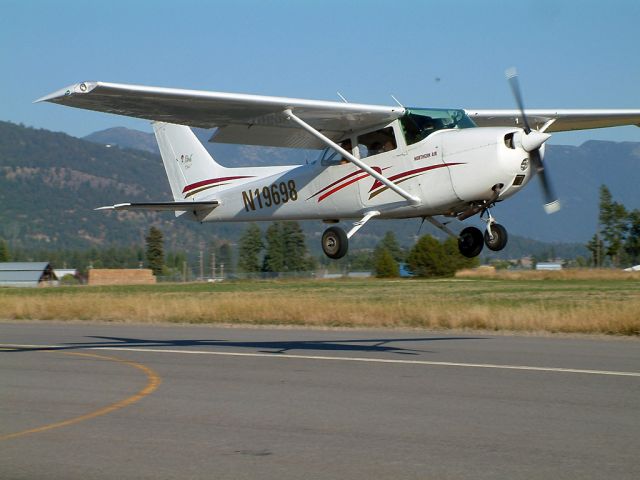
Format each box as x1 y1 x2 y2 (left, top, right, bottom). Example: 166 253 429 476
188 123 534 224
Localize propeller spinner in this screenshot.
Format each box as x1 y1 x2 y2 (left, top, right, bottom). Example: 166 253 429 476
506 68 560 214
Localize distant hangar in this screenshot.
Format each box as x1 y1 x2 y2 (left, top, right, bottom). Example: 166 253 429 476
0 262 58 287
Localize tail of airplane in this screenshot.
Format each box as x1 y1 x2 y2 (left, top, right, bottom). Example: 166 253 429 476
153 122 252 201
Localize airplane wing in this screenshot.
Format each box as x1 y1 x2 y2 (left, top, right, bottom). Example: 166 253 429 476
95 201 219 211
466 109 640 133
36 82 404 149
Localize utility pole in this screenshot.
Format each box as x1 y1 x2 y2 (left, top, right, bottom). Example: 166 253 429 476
211 252 216 280
199 241 204 280
182 260 187 282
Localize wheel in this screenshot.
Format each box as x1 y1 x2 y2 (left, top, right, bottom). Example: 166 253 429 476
321 226 348 259
458 226 484 258
484 223 508 251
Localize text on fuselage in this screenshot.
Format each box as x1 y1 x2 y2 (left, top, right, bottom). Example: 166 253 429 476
242 180 298 211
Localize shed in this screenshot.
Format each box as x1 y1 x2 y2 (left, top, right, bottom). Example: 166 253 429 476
0 262 58 287
536 262 562 271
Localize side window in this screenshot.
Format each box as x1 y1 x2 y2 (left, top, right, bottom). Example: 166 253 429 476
357 127 397 159
401 114 436 145
320 139 354 166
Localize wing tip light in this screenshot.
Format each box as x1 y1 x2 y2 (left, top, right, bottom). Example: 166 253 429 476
34 81 97 104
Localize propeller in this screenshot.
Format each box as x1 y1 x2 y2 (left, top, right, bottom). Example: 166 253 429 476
506 68 560 214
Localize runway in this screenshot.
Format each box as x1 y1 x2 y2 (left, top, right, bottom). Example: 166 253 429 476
1 322 639 479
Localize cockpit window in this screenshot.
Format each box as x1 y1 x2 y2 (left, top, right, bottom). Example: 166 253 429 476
357 127 397 159
319 138 353 166
400 108 476 145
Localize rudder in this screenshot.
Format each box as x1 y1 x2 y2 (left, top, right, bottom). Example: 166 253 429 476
153 122 227 201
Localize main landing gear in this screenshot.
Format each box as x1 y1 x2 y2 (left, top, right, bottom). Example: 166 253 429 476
457 209 508 258
322 226 348 259
321 211 381 259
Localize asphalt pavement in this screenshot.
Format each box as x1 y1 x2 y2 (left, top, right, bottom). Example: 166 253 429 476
1 322 639 479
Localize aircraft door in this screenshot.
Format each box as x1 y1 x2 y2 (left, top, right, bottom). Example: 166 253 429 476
406 133 460 209
356 124 416 207
309 142 365 216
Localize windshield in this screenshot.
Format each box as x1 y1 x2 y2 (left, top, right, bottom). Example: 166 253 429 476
400 108 476 145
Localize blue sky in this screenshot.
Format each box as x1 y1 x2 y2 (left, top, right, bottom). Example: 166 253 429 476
2 0 639 145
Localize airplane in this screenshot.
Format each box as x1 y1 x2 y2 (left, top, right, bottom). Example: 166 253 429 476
36 70 640 259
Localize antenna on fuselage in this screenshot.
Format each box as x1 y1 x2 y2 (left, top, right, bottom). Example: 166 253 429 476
336 91 349 103
390 95 404 108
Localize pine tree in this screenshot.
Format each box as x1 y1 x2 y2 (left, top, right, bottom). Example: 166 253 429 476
217 241 234 275
262 221 312 274
624 209 640 265
598 185 628 267
262 223 285 273
406 235 447 277
374 248 400 277
378 231 404 262
0 239 9 262
145 226 165 276
406 235 478 278
238 223 263 274
282 221 311 272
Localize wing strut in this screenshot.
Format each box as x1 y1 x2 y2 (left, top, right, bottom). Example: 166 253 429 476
282 109 421 206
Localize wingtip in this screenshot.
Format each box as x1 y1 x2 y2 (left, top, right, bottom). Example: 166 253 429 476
34 82 98 104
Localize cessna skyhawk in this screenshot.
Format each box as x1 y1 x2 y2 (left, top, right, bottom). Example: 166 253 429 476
37 71 640 259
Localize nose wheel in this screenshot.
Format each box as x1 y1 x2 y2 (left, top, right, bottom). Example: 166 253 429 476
457 209 509 258
484 223 508 251
482 209 508 252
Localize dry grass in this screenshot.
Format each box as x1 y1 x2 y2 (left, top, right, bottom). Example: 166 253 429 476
1 277 639 335
456 268 640 281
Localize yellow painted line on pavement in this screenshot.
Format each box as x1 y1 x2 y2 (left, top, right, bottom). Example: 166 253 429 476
0 351 161 442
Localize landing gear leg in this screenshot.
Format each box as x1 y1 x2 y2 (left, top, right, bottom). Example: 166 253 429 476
481 209 508 251
321 211 380 260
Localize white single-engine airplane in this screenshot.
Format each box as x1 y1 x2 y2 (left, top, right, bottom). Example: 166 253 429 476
37 71 640 259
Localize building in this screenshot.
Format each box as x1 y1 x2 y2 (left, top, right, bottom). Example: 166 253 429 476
0 262 58 287
536 262 562 271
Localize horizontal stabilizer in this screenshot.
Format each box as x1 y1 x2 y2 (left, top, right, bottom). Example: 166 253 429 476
96 201 219 212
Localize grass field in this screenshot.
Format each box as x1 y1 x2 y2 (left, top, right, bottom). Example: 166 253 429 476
1 273 639 335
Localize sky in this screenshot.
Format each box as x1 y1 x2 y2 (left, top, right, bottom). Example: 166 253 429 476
1 0 639 145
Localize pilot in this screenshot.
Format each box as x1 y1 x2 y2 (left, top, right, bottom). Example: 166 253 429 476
339 139 352 164
382 138 395 152
369 141 383 156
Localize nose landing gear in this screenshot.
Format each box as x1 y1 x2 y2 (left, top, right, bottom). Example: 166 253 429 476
457 209 509 258
482 209 508 252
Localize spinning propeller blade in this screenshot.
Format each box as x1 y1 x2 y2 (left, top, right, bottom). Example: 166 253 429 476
505 68 560 214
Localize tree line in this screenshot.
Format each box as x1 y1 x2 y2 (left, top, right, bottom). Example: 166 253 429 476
586 185 640 268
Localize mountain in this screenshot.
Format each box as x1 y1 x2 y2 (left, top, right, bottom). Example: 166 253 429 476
0 122 240 251
83 126 316 166
1 121 637 261
84 127 159 153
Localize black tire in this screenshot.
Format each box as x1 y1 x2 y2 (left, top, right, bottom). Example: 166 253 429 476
458 226 484 258
484 223 508 251
322 226 348 259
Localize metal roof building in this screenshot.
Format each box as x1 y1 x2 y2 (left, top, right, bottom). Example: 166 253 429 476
0 262 58 287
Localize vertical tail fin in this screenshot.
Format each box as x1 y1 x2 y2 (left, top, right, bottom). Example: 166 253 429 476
153 122 228 201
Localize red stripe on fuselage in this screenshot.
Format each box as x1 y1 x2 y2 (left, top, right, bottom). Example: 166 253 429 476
369 163 464 192
182 176 254 195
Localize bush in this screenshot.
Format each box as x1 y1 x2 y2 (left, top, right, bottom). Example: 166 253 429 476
407 235 479 278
